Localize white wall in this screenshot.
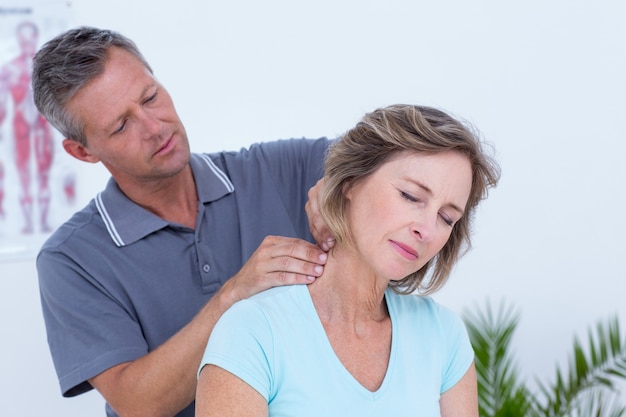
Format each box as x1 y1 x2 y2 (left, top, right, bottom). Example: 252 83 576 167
1 0 625 415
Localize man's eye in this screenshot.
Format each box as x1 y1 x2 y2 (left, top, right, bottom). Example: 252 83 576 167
145 92 157 103
114 120 127 135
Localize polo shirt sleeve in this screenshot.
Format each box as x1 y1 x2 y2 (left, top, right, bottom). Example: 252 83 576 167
251 137 330 185
245 137 331 227
220 137 332 249
37 240 148 397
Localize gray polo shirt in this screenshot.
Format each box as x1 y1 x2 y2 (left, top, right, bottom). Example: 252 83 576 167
37 137 330 416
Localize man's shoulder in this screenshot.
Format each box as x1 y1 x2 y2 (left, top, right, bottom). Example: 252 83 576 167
39 199 102 253
199 137 331 161
207 137 331 178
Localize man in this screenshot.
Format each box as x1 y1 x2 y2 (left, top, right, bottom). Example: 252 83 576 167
0 21 54 232
33 26 333 417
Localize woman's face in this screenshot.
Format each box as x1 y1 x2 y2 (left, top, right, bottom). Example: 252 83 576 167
344 150 472 282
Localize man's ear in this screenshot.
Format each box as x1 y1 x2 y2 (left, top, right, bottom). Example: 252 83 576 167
62 138 100 163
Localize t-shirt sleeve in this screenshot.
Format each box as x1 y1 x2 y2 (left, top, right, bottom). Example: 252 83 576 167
438 304 475 393
199 299 274 401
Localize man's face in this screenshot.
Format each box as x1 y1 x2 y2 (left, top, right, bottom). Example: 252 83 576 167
65 47 191 189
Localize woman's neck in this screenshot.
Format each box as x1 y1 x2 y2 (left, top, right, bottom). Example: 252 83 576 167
307 244 393 392
308 245 389 325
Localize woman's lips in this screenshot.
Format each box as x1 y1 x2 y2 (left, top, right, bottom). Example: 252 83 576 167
390 240 418 261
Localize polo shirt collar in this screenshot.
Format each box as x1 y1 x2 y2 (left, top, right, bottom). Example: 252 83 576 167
95 153 235 247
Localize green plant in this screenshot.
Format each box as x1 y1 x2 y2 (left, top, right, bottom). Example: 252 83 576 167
463 301 626 417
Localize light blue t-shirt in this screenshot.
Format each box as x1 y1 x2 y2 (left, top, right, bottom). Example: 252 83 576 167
200 285 474 416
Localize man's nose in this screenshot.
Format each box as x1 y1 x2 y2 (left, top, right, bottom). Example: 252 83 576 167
138 110 162 140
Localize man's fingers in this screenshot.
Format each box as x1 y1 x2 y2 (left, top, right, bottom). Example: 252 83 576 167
262 235 327 265
318 237 335 252
275 254 325 278
305 178 336 250
271 271 317 285
251 236 327 284
229 236 329 301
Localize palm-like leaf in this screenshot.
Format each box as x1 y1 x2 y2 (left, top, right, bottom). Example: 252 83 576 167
464 301 626 417
463 300 533 417
533 316 626 417
567 388 626 417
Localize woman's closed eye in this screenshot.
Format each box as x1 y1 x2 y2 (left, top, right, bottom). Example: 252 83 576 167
401 190 456 227
439 212 454 227
400 191 420 203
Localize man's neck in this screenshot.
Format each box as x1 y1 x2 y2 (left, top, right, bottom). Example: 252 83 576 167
118 165 199 229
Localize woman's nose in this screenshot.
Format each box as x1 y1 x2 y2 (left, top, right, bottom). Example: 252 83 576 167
412 213 436 242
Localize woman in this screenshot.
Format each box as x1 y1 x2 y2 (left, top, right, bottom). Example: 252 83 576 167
196 104 500 417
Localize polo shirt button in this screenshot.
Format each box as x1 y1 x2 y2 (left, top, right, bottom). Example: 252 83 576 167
202 264 210 273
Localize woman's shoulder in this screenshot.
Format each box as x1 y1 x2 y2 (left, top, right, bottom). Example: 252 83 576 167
232 284 310 315
249 284 305 301
386 291 462 323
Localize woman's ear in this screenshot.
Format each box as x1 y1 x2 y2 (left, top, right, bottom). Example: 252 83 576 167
342 180 355 201
62 138 100 163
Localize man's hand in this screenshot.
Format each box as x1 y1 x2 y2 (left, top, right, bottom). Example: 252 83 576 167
224 235 327 304
306 177 336 251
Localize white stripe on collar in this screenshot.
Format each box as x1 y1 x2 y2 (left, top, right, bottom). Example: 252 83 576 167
199 154 235 192
95 192 125 247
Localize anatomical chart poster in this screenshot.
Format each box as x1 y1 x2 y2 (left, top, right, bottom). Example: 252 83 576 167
0 1 76 259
